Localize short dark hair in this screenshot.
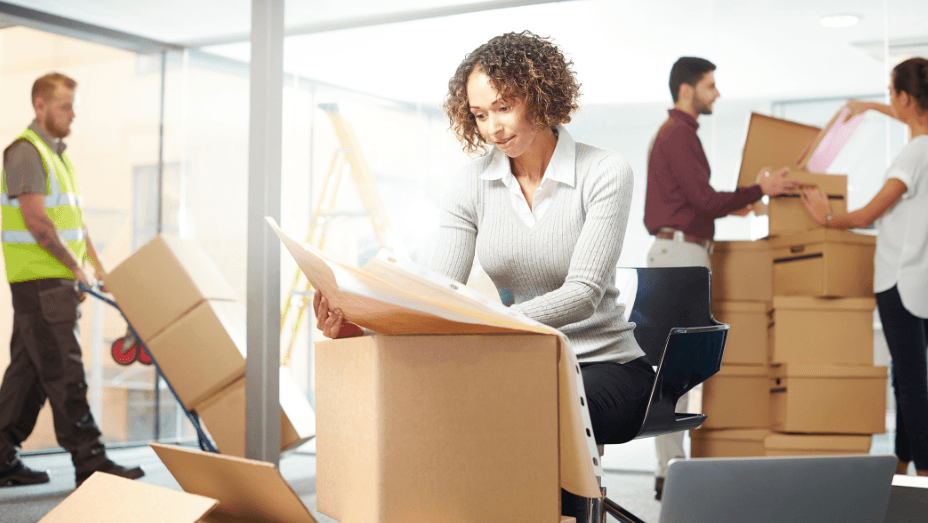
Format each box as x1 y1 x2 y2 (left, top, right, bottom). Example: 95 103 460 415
442 31 581 155
32 72 77 106
892 57 928 113
669 57 716 103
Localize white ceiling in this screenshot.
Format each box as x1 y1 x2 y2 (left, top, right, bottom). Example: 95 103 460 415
3 0 928 105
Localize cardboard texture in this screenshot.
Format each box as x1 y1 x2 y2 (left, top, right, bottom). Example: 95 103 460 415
710 240 773 302
690 428 771 458
145 299 247 410
701 364 770 429
150 442 319 523
38 471 218 523
195 367 316 457
770 364 887 434
770 296 875 365
771 229 876 298
268 218 603 499
763 433 871 456
712 301 771 365
763 169 848 237
316 334 561 523
737 113 822 188
105 234 238 342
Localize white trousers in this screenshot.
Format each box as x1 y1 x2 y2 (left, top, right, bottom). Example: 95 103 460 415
646 236 711 478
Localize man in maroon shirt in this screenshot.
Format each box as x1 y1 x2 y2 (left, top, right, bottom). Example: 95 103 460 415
644 57 800 500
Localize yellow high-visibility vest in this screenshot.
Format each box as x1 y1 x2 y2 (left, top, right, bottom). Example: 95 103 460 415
1 128 86 283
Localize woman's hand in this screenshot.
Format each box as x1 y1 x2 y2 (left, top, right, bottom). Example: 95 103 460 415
844 99 872 121
312 291 364 339
800 187 831 226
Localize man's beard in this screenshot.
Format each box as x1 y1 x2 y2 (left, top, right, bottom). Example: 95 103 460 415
694 98 714 115
45 114 70 138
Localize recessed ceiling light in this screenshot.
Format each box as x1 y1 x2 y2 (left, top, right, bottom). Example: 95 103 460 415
820 14 860 28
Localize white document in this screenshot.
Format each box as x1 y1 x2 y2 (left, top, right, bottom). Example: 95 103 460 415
267 217 604 497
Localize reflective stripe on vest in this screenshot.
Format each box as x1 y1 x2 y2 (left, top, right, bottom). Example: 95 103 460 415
1 129 86 282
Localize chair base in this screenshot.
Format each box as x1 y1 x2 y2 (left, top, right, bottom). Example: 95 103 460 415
587 493 647 523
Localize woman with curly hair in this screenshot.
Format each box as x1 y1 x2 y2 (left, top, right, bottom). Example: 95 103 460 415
314 31 653 518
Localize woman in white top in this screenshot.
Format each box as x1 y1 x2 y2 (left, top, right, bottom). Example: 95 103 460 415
802 57 928 477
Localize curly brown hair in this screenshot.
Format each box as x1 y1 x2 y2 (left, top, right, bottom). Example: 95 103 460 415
442 31 581 155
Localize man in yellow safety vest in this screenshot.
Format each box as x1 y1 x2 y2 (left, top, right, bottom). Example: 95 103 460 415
0 72 144 488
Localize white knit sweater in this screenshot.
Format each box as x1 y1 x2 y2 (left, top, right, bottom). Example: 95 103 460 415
430 128 644 364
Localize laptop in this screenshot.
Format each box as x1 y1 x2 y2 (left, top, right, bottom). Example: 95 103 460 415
659 455 896 523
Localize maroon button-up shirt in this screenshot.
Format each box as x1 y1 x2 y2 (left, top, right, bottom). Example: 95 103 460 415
644 109 763 240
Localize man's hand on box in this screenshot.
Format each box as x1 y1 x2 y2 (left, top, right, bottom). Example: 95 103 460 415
800 187 831 225
312 291 364 339
757 166 802 196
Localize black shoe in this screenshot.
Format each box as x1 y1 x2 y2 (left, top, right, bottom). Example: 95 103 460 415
654 477 664 501
0 461 51 487
76 460 144 488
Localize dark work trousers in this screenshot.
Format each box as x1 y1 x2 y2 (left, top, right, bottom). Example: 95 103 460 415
876 285 928 471
562 356 656 518
0 278 107 475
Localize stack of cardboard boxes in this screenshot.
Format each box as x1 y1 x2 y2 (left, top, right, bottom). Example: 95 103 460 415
692 113 887 457
105 235 314 457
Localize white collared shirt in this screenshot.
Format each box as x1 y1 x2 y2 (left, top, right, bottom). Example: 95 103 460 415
874 135 928 318
479 125 577 227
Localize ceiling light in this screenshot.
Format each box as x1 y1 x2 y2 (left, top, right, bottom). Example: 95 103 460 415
820 14 860 28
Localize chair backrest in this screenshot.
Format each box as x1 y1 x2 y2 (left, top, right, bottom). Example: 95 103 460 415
617 266 728 440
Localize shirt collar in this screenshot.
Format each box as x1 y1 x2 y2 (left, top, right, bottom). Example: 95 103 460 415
668 108 699 130
28 120 66 154
479 124 576 187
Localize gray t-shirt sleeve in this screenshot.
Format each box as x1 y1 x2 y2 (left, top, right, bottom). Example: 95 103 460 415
3 140 47 198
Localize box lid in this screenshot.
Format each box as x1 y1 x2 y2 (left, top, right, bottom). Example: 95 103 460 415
737 113 821 187
712 239 773 252
714 301 772 313
770 229 877 249
715 364 769 378
691 428 771 442
764 433 871 452
772 364 887 379
773 296 876 311
38 471 218 523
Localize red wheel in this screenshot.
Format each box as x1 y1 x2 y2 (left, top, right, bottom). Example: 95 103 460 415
138 346 153 365
111 338 137 365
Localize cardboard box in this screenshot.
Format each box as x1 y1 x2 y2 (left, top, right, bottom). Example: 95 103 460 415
316 334 561 523
763 433 871 456
711 240 773 302
701 364 770 429
771 229 876 298
770 364 887 434
762 169 848 237
195 367 316 457
690 428 770 458
145 299 247 410
105 234 238 342
737 113 822 188
770 296 875 365
712 301 771 365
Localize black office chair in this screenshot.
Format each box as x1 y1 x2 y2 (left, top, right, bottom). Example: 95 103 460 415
588 267 729 523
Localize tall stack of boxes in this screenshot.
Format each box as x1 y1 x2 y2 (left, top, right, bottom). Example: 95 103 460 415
105 235 315 457
692 113 887 457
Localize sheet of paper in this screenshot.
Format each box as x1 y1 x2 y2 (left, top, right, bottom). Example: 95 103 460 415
804 106 865 173
268 217 604 496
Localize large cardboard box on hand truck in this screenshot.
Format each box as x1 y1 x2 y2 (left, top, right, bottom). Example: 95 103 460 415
269 218 602 523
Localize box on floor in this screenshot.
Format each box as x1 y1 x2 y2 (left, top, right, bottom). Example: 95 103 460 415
770 296 875 365
770 364 887 434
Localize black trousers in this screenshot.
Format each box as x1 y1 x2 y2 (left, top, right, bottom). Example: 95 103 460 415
0 278 107 474
877 285 928 470
562 356 655 518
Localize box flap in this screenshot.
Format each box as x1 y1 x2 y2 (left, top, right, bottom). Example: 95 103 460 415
773 296 876 311
38 471 218 523
691 428 771 441
737 113 821 187
770 229 876 249
713 301 772 313
772 168 847 196
715 364 770 378
772 364 888 379
151 443 318 523
797 106 866 172
764 433 871 451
